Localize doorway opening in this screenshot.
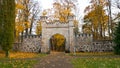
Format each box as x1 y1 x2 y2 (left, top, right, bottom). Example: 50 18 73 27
50 34 66 52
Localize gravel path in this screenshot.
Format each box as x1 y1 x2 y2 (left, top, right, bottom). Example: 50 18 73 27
33 52 73 68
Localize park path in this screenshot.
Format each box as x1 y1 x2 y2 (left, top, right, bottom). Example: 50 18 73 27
33 52 73 68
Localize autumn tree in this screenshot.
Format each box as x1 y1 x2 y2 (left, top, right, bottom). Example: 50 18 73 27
52 0 77 22
0 0 15 57
15 0 28 42
83 0 108 40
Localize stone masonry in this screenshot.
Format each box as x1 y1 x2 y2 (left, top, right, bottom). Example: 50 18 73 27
13 35 42 53
75 34 115 52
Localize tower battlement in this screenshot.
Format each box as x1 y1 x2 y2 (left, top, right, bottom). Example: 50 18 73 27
43 21 73 28
40 15 75 28
78 33 93 38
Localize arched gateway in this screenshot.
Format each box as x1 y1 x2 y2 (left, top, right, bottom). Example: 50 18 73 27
41 15 75 53
50 34 66 52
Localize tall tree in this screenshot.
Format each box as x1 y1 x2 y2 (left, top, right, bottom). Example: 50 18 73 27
0 0 15 57
113 22 120 55
53 0 77 22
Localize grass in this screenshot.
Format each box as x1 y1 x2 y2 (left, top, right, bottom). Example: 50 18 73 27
70 52 120 68
71 58 120 68
0 51 47 68
69 52 114 56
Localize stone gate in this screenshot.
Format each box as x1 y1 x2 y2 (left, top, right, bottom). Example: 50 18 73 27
40 15 75 53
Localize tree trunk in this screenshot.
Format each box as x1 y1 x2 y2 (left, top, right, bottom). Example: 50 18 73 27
108 0 112 39
5 50 9 58
23 0 29 35
29 17 34 34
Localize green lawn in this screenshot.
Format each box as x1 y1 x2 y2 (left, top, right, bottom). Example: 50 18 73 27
71 52 120 68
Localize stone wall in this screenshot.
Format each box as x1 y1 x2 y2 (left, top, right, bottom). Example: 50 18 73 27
0 33 115 53
14 35 42 53
75 34 93 52
75 34 115 52
16 34 114 52
92 40 114 52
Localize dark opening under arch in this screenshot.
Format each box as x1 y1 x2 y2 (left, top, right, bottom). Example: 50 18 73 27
50 34 66 52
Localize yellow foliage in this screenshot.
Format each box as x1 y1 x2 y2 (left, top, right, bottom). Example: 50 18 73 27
0 52 37 59
15 22 24 38
83 4 109 40
59 17 65 22
36 22 42 35
52 2 75 23
15 25 24 32
52 34 65 47
41 2 75 23
74 20 78 27
42 10 47 16
16 3 24 9
15 21 30 38
84 5 108 28
24 22 30 28
9 52 37 59
63 9 70 16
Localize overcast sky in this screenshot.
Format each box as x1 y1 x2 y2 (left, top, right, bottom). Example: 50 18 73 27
38 0 120 15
